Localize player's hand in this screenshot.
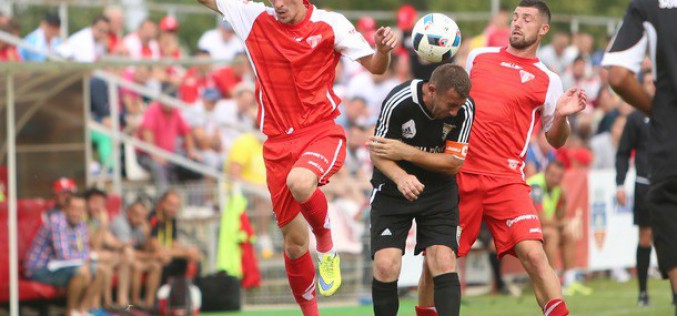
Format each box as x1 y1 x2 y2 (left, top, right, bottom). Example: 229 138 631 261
374 26 398 54
368 136 414 161
616 188 627 206
556 88 587 117
394 173 424 201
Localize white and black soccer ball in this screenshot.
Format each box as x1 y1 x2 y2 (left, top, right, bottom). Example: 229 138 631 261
411 13 462 63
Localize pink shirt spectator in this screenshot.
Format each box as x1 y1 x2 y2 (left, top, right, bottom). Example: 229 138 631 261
138 102 191 154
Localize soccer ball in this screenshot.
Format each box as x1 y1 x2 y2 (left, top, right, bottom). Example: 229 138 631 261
411 13 462 63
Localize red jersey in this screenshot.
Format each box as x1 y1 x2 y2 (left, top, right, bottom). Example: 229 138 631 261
464 47 563 180
216 0 374 137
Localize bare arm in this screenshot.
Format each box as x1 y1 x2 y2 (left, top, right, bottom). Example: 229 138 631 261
358 27 397 75
607 66 652 116
368 136 464 176
370 153 424 202
546 88 587 148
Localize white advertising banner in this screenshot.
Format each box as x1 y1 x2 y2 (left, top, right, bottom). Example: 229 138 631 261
588 169 638 270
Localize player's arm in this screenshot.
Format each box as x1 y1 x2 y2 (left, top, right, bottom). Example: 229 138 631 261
602 0 652 115
370 153 424 202
358 27 397 75
369 137 464 176
545 88 587 148
615 114 637 206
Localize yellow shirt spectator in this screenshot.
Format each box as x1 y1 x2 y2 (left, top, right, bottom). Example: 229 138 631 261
227 133 266 186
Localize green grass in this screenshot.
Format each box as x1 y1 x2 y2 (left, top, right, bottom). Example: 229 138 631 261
204 278 674 316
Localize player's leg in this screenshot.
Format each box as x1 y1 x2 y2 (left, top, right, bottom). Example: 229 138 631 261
286 168 332 253
635 183 653 305
514 241 567 314
416 260 437 316
425 245 460 316
542 226 560 270
646 178 677 309
280 213 319 316
372 248 404 316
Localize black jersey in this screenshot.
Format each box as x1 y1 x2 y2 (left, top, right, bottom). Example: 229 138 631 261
616 110 651 186
602 0 677 183
370 80 475 198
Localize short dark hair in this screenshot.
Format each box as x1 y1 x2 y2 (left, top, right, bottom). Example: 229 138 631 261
517 0 552 23
429 64 471 99
546 159 566 171
84 187 107 201
44 13 61 27
92 15 110 26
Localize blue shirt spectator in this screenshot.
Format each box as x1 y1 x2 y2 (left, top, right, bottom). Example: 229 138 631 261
19 13 62 62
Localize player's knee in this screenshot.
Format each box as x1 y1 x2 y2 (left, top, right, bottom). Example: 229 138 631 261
639 228 653 247
373 256 401 282
283 238 308 259
286 169 317 202
519 245 550 275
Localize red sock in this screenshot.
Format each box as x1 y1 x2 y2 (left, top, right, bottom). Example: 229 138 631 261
543 299 569 316
415 306 439 316
300 189 333 253
284 252 319 316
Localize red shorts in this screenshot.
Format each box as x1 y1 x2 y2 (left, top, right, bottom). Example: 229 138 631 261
457 172 543 259
262 121 346 227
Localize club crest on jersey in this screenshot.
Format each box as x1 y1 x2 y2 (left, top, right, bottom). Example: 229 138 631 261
306 35 322 49
402 120 417 139
507 159 520 170
442 123 455 140
519 70 535 83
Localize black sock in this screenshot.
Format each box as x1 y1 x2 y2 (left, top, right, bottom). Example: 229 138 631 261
372 278 398 316
489 251 505 290
637 245 651 293
433 273 461 316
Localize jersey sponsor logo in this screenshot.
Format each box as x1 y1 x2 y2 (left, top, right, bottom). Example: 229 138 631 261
659 0 677 9
416 145 445 153
381 228 393 236
506 214 539 228
507 159 520 170
519 70 535 83
500 62 523 70
442 123 456 140
306 35 323 49
402 120 417 139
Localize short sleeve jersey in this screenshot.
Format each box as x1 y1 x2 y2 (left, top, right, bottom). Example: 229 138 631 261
371 80 475 199
602 0 677 183
215 0 374 137
463 47 563 180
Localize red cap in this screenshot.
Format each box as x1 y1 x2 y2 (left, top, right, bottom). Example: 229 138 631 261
160 16 179 32
357 17 376 32
53 177 77 194
397 5 417 31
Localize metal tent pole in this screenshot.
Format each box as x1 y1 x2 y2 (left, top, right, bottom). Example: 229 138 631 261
6 72 19 316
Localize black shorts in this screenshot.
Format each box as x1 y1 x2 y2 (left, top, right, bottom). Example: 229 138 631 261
634 183 651 227
647 177 677 278
370 186 458 258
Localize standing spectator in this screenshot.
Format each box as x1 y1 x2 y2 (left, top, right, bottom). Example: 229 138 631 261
57 16 111 62
25 196 106 316
590 115 626 169
197 20 243 61
148 191 202 284
104 6 125 53
538 32 571 74
137 100 196 191
122 19 160 60
20 13 61 61
110 201 162 309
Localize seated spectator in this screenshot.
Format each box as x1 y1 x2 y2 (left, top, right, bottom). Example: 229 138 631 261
197 20 243 61
84 188 132 310
336 97 369 130
121 66 153 132
178 50 214 104
226 104 272 258
156 16 186 89
528 161 590 295
345 60 400 122
48 177 78 216
525 131 558 178
137 100 196 191
538 31 571 74
212 52 253 98
103 6 124 53
215 82 257 154
561 56 601 105
57 15 111 62
110 200 162 309
25 196 107 316
0 23 20 61
20 13 61 61
188 88 227 170
148 191 202 284
121 19 159 60
590 115 626 169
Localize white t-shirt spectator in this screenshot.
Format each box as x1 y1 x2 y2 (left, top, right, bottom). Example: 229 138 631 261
345 72 400 122
57 27 107 62
197 29 243 61
122 32 160 60
183 99 251 154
